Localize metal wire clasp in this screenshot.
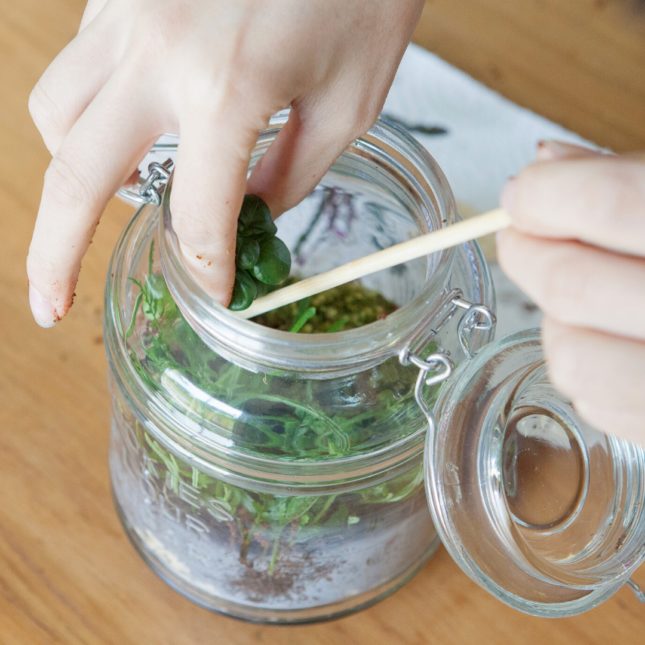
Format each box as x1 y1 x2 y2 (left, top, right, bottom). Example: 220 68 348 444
400 346 454 436
627 578 645 603
453 296 496 359
399 295 495 435
135 158 174 205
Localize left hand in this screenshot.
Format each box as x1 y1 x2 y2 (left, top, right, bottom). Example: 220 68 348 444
26 0 423 325
497 140 645 446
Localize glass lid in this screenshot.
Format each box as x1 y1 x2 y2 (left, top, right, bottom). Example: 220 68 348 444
423 329 644 616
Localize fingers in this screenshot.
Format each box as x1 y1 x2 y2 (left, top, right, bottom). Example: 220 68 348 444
542 318 645 446
246 94 377 216
501 153 645 256
500 142 645 447
497 229 645 340
573 400 643 448
27 74 159 326
170 109 268 304
29 12 119 155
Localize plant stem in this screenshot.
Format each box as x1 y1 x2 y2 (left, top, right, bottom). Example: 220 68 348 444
310 495 337 525
268 526 285 577
289 306 317 333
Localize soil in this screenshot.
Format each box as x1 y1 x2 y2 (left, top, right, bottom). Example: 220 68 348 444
230 550 337 602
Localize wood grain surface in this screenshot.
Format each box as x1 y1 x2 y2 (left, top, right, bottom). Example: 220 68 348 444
414 0 645 152
0 1 643 643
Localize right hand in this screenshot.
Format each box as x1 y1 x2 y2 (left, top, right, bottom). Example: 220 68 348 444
498 141 645 446
27 0 423 327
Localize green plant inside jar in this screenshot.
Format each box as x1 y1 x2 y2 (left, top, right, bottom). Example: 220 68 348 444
123 196 437 597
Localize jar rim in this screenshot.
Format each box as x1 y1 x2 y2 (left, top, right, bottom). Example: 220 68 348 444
159 114 458 377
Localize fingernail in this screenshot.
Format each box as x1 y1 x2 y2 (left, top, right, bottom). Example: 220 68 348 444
501 176 518 214
535 140 570 161
29 284 58 328
536 139 553 161
535 139 594 161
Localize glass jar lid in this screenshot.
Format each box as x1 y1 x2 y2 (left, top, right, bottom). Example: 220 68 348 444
423 329 645 616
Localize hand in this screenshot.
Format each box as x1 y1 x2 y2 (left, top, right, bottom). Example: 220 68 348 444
498 140 645 446
27 0 423 326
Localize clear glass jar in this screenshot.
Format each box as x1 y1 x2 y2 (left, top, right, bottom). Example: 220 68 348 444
105 115 495 623
106 114 643 623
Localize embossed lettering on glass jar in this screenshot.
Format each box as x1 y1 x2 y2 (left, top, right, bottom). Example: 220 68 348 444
105 116 495 623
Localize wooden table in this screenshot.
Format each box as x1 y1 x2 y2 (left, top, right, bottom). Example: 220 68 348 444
414 0 645 152
1 1 643 643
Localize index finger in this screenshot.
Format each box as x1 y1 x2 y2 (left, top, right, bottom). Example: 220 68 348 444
502 154 645 257
27 76 158 326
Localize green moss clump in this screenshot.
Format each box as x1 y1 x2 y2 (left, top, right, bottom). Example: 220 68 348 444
253 279 397 333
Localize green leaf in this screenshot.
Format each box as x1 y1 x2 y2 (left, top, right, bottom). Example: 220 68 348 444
142 273 177 321
236 238 260 270
266 496 318 524
125 290 143 338
238 195 276 236
252 237 291 285
327 317 349 333
289 306 316 333
145 273 167 300
254 280 270 298
229 271 257 311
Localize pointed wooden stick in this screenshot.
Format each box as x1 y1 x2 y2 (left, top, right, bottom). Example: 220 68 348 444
235 208 511 319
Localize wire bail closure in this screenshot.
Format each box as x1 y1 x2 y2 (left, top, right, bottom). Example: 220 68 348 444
409 352 454 435
118 158 174 206
400 296 495 435
453 296 496 359
137 159 174 205
627 578 645 603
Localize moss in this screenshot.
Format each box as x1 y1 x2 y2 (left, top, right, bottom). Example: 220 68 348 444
253 279 397 333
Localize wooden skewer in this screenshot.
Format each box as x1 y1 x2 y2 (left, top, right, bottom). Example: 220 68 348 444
235 208 511 320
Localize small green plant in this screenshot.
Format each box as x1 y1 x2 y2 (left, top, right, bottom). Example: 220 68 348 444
230 195 291 311
125 240 177 338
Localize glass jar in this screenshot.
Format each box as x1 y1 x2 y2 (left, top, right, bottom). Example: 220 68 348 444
105 114 643 623
106 114 494 622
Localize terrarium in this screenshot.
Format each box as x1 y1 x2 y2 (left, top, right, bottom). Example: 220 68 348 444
105 114 644 623
105 115 494 622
